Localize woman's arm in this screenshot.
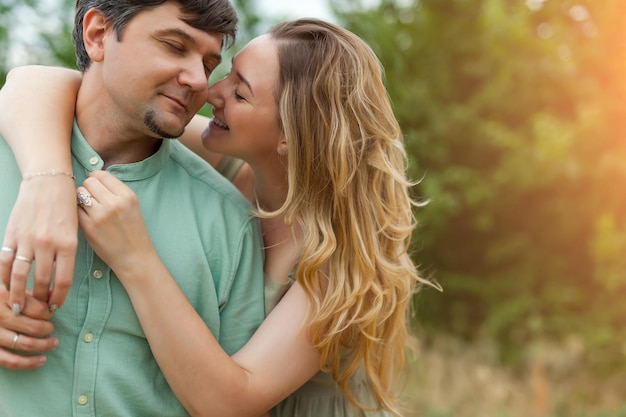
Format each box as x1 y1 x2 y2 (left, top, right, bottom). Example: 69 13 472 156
77 171 320 417
0 66 77 174
0 66 81 312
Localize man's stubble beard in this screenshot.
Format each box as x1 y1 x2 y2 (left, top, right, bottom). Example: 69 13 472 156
144 109 184 139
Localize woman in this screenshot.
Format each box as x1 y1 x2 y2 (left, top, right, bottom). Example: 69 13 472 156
0 19 428 416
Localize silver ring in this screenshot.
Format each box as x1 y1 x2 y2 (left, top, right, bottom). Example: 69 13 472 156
77 191 93 207
1 247 14 254
11 333 19 349
14 255 32 264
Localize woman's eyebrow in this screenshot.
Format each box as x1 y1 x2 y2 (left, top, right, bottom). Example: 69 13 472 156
231 57 254 97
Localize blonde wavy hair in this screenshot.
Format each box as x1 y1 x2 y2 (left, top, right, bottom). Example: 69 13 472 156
265 19 429 415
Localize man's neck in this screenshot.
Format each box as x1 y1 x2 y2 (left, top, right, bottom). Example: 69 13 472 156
76 77 163 168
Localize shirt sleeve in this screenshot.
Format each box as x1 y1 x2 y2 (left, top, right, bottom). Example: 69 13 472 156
217 216 266 355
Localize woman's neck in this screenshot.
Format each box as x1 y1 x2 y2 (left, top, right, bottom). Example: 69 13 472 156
250 165 288 213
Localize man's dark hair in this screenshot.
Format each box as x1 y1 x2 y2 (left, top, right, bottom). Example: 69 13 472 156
73 0 238 71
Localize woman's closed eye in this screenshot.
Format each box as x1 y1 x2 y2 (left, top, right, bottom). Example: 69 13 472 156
233 88 246 101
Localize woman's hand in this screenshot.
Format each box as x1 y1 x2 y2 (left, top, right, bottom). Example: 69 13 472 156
0 285 58 369
0 176 78 314
76 171 157 278
0 66 82 315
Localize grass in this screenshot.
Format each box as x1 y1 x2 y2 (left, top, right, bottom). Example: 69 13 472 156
400 334 626 417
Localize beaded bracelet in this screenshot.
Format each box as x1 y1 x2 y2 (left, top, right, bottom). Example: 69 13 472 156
22 170 76 181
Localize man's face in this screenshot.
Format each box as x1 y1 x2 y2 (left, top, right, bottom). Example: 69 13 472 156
99 2 223 139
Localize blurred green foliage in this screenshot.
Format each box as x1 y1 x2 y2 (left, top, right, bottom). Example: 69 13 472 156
0 0 76 83
1 0 625 374
332 0 626 371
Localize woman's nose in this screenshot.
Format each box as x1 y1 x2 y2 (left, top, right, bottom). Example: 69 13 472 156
206 78 226 107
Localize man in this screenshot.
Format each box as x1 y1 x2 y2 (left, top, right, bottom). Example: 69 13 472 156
0 1 265 416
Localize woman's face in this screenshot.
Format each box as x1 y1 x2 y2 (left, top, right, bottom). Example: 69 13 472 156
201 34 284 164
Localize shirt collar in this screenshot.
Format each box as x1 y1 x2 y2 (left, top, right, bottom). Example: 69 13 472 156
71 119 172 181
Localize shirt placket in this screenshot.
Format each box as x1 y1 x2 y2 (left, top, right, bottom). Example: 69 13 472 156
72 254 112 417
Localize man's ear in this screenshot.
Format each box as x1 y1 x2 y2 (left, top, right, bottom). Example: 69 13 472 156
83 9 109 63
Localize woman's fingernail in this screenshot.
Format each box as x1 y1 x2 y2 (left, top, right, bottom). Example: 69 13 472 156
12 303 21 316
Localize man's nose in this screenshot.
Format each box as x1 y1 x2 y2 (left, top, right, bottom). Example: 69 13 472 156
178 60 208 92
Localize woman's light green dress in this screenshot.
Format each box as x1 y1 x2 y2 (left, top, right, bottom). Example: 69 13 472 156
218 156 392 417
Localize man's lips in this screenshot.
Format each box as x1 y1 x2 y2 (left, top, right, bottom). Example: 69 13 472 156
163 94 188 112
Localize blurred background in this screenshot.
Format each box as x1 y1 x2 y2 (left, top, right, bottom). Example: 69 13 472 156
1 0 625 416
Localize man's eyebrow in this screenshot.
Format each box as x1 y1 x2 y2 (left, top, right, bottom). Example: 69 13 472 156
231 57 254 97
155 28 195 42
156 28 222 63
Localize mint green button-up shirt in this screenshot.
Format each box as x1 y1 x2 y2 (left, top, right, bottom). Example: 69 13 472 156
0 121 265 417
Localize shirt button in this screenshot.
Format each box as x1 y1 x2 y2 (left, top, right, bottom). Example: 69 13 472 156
83 333 94 343
78 395 88 405
93 270 103 279
89 156 99 166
